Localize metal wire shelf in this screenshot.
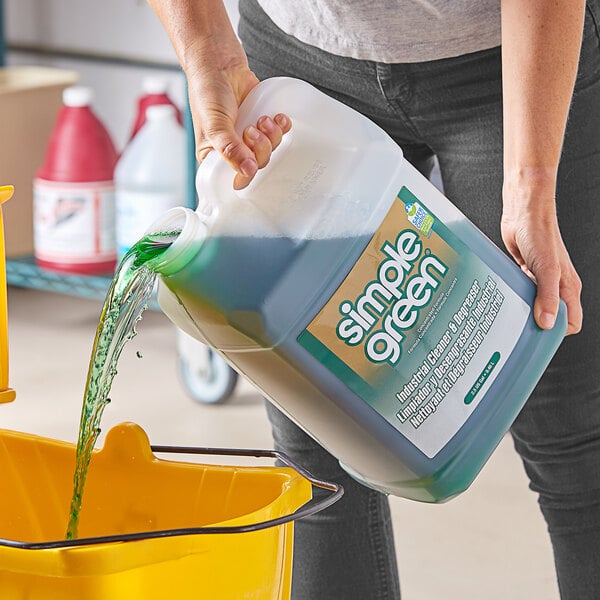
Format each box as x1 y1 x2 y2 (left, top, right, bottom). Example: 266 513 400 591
5 255 160 310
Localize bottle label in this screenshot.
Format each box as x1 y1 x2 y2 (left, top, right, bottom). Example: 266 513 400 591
297 186 530 458
33 179 116 263
115 189 185 259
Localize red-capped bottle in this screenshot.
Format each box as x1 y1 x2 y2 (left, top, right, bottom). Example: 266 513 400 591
33 86 118 274
128 76 182 142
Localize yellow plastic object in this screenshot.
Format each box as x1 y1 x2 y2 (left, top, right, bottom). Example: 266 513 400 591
0 185 16 404
0 422 317 599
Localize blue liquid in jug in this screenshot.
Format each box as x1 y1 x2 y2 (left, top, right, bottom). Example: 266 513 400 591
164 234 369 345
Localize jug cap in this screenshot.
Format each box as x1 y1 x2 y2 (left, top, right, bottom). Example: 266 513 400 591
142 76 169 95
146 104 177 122
63 86 93 107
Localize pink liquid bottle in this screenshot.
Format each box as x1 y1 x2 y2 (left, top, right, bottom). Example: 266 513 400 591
34 86 118 274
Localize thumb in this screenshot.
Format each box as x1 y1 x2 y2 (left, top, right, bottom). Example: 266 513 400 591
196 115 258 179
533 261 560 330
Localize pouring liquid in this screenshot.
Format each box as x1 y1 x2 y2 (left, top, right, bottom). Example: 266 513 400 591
65 232 177 540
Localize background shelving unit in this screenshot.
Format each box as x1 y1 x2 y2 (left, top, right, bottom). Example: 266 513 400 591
6 255 113 303
0 1 238 403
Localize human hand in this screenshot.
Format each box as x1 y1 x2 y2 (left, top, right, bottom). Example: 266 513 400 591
146 0 291 190
501 184 582 336
186 61 291 190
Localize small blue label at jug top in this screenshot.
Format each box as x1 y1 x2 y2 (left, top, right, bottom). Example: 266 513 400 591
405 200 434 237
298 186 530 458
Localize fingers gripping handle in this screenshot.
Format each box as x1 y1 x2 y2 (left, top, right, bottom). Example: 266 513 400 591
194 77 314 212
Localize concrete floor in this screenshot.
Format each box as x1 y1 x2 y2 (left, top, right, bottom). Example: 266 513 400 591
2 285 560 599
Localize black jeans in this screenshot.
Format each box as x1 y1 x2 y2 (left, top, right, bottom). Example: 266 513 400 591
239 1 600 598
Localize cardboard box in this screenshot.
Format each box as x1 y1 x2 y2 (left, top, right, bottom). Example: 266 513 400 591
0 66 79 257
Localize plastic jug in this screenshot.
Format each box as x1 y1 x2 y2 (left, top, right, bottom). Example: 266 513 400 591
34 86 118 275
115 104 186 260
144 77 567 502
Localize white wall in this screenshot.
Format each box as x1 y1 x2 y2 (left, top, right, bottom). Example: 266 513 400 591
3 0 240 152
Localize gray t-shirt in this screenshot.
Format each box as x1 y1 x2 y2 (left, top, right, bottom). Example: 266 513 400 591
255 1 501 63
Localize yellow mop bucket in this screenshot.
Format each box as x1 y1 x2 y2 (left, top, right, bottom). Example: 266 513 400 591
0 422 342 599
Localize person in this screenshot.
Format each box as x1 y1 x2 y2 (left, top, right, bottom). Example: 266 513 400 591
147 1 599 598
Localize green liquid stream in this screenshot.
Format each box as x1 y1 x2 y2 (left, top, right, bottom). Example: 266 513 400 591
65 231 178 540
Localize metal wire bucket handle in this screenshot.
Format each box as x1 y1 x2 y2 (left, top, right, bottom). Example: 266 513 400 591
0 446 344 550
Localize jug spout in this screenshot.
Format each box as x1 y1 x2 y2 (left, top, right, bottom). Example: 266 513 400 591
143 206 205 276
143 206 209 342
0 185 17 404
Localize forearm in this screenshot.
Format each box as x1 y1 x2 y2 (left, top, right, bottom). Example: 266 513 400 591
147 0 246 76
500 0 584 334
501 0 585 204
147 0 290 190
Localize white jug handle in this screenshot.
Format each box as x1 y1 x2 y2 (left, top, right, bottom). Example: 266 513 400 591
195 119 301 215
194 77 315 214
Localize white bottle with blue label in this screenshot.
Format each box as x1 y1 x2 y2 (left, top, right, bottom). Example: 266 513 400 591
145 77 567 502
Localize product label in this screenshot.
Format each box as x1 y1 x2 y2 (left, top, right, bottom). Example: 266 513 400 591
298 187 530 457
115 189 185 258
33 179 116 262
